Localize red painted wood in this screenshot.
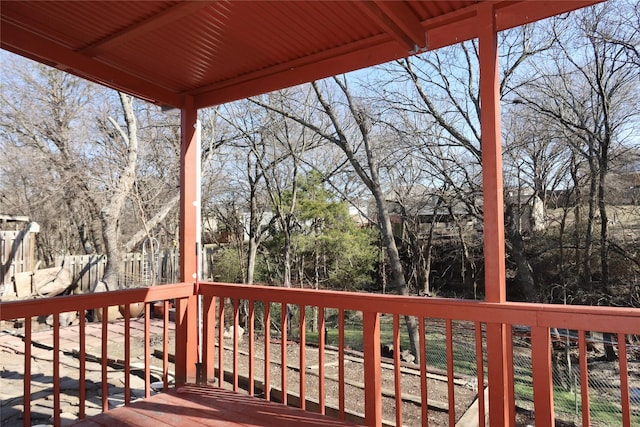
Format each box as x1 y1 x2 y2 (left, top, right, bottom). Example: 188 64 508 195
505 326 516 424
233 299 239 392
4 280 640 427
478 3 510 424
54 314 61 427
180 98 198 283
363 311 381 427
419 318 428 427
23 317 31 427
145 306 151 398
264 302 271 401
578 330 590 427
531 326 554 426
79 311 86 419
101 307 108 413
338 308 345 419
0 283 194 320
177 98 199 387
124 305 131 405
318 306 326 414
299 304 306 410
474 322 486 427
202 295 215 385
618 333 631 427
197 283 640 333
248 299 255 396
218 297 225 388
163 300 170 391
73 385 360 426
393 314 402 427
446 319 455 425
281 302 288 406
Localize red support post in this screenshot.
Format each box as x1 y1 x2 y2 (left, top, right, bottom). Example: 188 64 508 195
478 3 511 426
176 95 199 385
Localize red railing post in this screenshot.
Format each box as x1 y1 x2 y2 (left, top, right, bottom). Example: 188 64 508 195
531 326 554 425
362 311 381 427
175 294 198 385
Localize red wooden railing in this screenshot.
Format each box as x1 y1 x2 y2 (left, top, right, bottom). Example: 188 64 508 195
0 283 194 427
1 281 638 427
200 282 640 427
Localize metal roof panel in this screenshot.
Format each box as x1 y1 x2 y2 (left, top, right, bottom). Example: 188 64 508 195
1 1 602 108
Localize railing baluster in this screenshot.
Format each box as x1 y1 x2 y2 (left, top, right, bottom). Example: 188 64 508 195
338 308 345 420
233 299 239 392
218 297 225 388
618 333 631 427
163 300 169 392
578 330 590 427
53 313 61 427
318 306 325 414
419 317 428 427
198 296 212 384
202 295 214 385
299 304 306 410
531 326 554 426
506 325 515 425
144 303 150 398
248 299 255 396
446 319 455 425
362 310 381 426
101 306 108 412
124 305 131 405
281 302 288 405
23 316 31 427
79 311 86 419
264 301 271 401
474 322 486 427
393 314 402 427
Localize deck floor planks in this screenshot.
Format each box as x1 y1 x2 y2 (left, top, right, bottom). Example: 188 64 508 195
71 385 361 427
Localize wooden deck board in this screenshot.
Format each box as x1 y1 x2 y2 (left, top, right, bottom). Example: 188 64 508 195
71 385 361 427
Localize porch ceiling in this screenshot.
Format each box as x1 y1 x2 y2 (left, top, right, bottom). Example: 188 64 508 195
1 1 600 109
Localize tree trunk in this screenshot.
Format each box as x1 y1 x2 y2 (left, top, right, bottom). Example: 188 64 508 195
505 202 537 301
100 93 139 290
371 186 421 362
246 238 258 285
584 154 598 288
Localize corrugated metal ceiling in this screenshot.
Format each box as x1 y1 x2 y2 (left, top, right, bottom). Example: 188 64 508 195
1 1 601 109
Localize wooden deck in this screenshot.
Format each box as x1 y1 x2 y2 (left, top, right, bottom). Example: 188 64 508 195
70 385 361 427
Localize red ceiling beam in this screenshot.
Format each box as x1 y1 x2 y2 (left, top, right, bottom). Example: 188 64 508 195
0 19 183 108
356 1 426 52
425 0 603 51
79 1 215 56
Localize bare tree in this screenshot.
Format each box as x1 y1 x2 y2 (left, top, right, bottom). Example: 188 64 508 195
515 1 640 293
253 79 422 361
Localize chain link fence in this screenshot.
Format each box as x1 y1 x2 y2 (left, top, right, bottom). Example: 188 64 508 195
427 320 639 426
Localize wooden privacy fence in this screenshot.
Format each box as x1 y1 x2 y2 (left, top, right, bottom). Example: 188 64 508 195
55 250 180 293
1 230 36 289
